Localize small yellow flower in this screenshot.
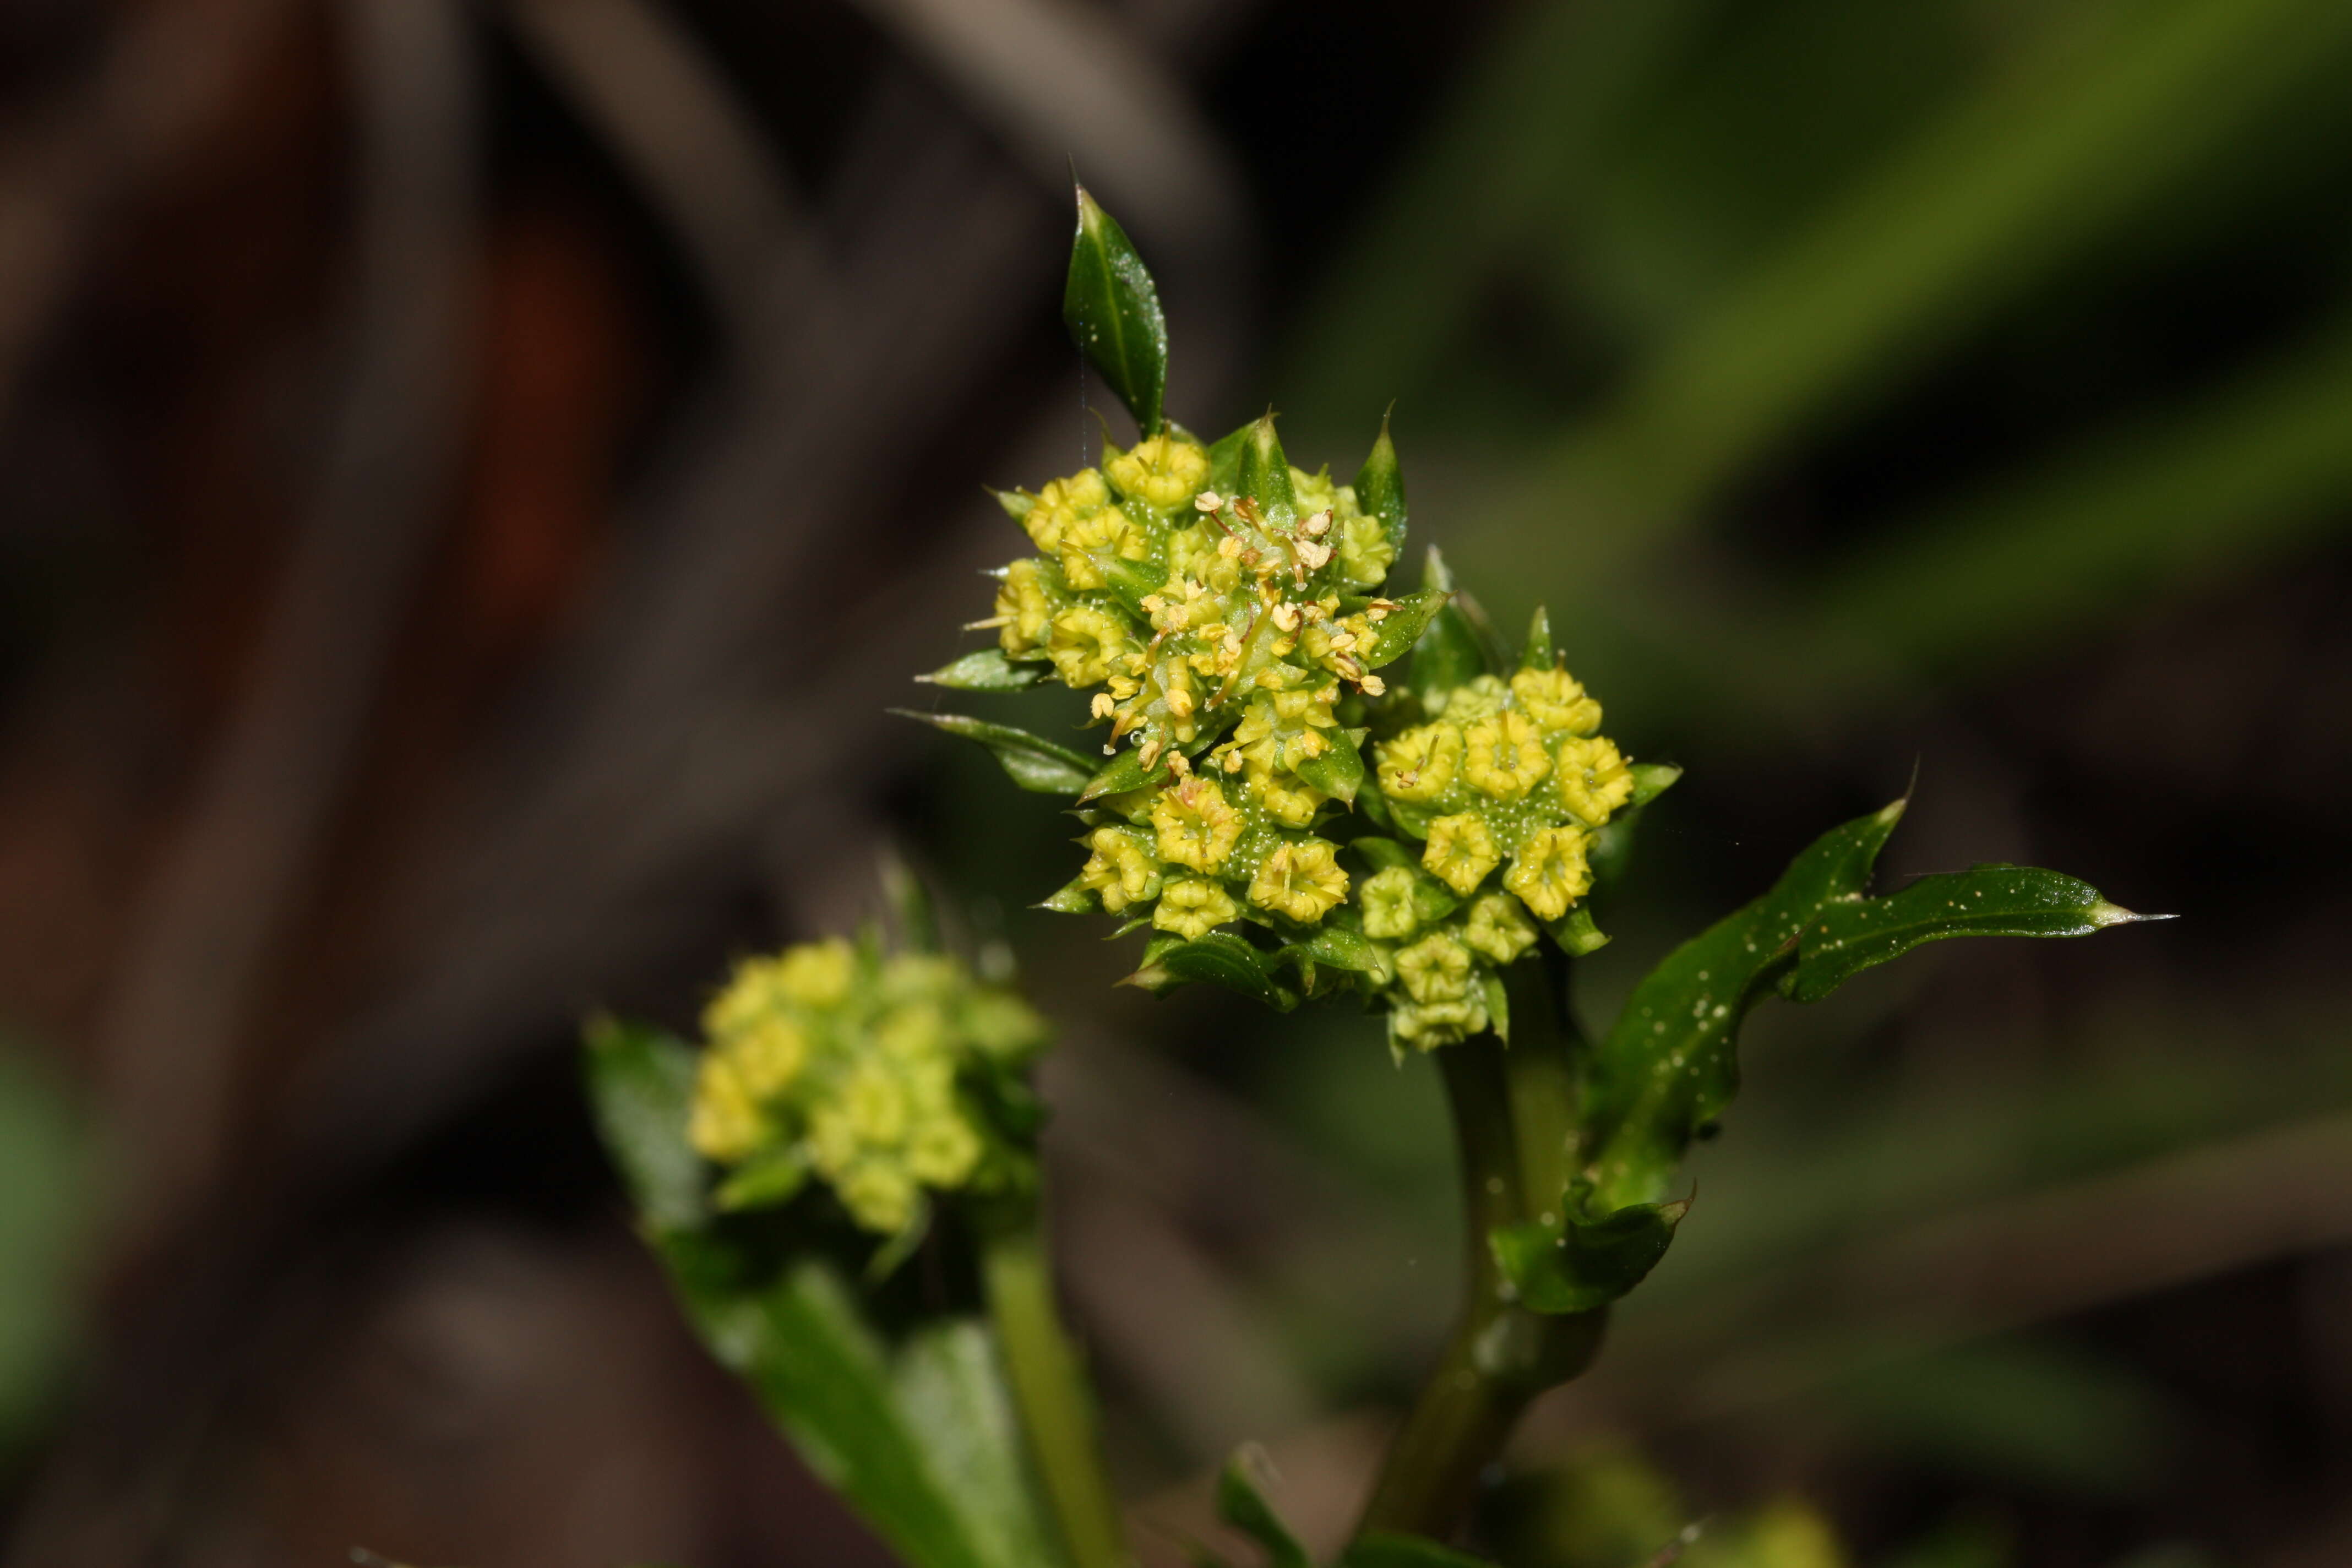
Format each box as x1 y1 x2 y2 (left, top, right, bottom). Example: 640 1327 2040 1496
1047 604 1133 685
688 1053 766 1162
1078 826 1161 912
1105 434 1210 509
1505 825 1593 921
1463 894 1537 965
1429 674 1506 721
836 1161 919 1234
731 1016 809 1096
905 1114 982 1187
872 1001 946 1063
1395 932 1474 1003
1153 878 1239 938
1463 711 1552 799
1152 777 1243 872
1554 733 1634 826
842 1061 908 1144
1358 865 1422 940
1335 510 1393 589
1423 812 1500 895
1377 724 1462 802
1393 997 1489 1050
776 940 855 1007
1511 667 1602 736
1247 839 1349 922
994 558 1057 655
1023 468 1111 553
1058 507 1150 590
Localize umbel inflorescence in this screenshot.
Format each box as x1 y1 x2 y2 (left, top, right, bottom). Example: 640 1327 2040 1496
947 413 1659 1049
687 938 1047 1234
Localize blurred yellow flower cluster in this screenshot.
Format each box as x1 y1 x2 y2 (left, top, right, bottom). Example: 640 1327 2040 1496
687 938 1047 1234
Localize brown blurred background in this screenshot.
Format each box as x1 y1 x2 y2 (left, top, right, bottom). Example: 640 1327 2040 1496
2 1 2351 1564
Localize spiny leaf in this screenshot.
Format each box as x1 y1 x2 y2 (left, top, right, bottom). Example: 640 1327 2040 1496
1124 933 1299 1012
1215 1451 1311 1568
1781 865 2160 1003
1584 800 1908 1208
1064 185 1167 436
919 649 1045 692
894 710 1096 796
1491 1191 1688 1316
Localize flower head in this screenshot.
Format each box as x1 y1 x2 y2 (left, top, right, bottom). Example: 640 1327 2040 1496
1248 839 1350 923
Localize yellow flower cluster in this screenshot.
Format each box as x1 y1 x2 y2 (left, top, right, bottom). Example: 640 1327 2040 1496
1359 666 1635 1047
983 431 1399 775
687 939 1047 1235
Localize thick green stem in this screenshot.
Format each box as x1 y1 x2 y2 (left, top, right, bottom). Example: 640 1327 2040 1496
1356 965 1607 1543
981 1211 1131 1568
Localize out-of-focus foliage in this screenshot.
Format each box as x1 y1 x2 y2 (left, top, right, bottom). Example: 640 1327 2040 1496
0 1038 80 1449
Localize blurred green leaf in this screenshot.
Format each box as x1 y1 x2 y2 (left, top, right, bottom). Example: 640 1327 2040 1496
920 649 1047 692
0 1038 81 1448
1065 186 1167 437
1780 865 2155 1003
1215 1452 1311 1568
582 1027 1061 1568
895 710 1097 796
1340 1531 1500 1568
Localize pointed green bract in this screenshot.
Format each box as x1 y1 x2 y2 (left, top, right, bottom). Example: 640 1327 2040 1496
1234 412 1296 511
1353 415 1408 559
893 710 1096 796
1125 933 1301 1012
1064 186 1167 437
921 649 1047 692
1520 606 1554 670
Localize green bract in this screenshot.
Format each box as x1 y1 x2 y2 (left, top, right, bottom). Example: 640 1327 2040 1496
688 937 1048 1236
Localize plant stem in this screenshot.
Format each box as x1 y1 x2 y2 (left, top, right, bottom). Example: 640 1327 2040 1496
981 1207 1131 1568
1356 964 1608 1543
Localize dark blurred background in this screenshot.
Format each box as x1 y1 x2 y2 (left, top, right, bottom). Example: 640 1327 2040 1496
2 1 2350 1564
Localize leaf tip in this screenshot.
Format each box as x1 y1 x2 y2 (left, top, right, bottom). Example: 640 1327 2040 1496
2089 900 2172 928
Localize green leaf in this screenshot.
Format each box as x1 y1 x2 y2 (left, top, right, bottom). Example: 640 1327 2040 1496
1779 865 2158 1004
894 710 1097 796
1282 925 1393 987
662 1244 1058 1568
919 649 1046 692
1583 799 1908 1208
582 1017 706 1232
1341 1532 1500 1568
1408 548 1487 701
714 1143 810 1212
1491 1191 1688 1315
581 1030 1059 1568
1359 587 1450 671
1586 765 1680 894
1076 745 1168 803
1215 1452 1311 1568
1124 933 1300 1012
1037 874 1099 914
1295 732 1366 803
1353 414 1409 559
1204 419 1253 496
1234 413 1296 512
1064 185 1167 437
